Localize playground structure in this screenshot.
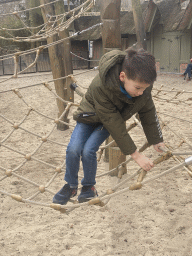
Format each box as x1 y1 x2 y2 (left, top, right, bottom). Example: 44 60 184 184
1 68 192 213
0 0 192 214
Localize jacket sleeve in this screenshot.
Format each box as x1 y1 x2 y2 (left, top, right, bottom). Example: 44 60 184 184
92 85 137 155
138 96 163 145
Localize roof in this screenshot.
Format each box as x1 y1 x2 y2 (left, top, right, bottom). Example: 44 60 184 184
73 15 101 41
157 0 185 31
177 0 192 30
72 0 192 41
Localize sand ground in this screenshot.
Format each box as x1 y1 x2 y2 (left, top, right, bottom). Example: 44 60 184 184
0 70 192 256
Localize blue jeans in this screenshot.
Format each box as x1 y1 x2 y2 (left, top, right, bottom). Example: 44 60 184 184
64 122 110 188
184 63 192 78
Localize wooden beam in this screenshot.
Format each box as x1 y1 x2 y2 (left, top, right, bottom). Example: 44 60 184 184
100 0 126 173
101 0 121 53
132 0 147 50
144 1 158 33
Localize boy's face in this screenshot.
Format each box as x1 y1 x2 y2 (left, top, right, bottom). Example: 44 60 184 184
119 72 150 97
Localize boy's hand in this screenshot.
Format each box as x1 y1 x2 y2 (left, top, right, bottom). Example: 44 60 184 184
131 150 154 171
153 142 165 153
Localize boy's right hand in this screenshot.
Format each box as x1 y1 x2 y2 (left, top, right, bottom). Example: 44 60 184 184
131 150 154 171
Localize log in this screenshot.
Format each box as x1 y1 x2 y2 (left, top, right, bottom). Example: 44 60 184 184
109 146 127 177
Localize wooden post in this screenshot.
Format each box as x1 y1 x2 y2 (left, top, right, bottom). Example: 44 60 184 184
100 0 126 177
101 0 122 163
55 1 74 121
101 0 121 53
132 0 147 50
40 0 73 130
109 143 127 177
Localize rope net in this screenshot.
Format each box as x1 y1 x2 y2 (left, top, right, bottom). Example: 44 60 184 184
0 0 192 213
0 69 192 213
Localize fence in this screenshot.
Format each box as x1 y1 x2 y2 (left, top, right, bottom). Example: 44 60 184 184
0 51 90 76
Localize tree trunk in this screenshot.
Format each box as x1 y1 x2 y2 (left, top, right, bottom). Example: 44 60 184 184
40 0 73 130
55 1 74 121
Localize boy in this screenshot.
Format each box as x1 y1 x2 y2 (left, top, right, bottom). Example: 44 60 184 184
53 48 165 205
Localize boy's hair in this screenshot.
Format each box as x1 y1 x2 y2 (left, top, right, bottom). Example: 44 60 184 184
122 48 157 85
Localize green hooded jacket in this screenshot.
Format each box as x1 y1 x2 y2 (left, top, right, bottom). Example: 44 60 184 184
73 50 163 155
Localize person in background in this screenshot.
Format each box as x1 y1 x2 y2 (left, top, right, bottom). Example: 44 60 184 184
181 58 192 81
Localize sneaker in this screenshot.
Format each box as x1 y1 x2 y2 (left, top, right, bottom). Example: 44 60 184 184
180 73 186 80
52 184 77 205
187 77 191 81
78 185 98 203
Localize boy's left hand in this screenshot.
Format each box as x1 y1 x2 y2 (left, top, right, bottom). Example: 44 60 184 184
153 142 165 153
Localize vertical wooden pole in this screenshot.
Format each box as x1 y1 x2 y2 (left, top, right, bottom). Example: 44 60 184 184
40 0 73 130
132 0 147 50
101 0 122 163
55 1 74 120
100 0 126 177
101 0 121 54
109 143 127 177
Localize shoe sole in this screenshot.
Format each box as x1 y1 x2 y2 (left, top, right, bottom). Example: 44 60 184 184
52 199 67 205
52 192 77 205
78 196 98 203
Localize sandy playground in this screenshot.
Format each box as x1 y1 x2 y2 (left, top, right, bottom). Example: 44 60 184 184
0 70 192 256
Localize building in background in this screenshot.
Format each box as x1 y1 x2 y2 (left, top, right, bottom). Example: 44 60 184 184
0 0 191 73
72 0 192 73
